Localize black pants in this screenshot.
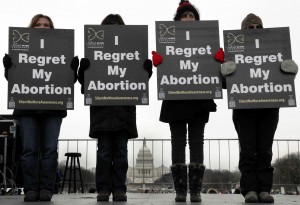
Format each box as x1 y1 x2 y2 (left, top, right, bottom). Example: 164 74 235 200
233 108 279 196
169 113 208 164
96 131 128 193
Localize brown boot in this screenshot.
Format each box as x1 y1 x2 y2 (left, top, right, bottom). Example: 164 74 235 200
97 192 110 201
258 192 274 203
113 191 127 201
171 163 187 202
189 163 205 202
244 191 258 203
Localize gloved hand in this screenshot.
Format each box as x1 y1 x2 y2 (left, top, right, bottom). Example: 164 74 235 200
3 54 12 69
281 59 298 75
71 56 79 83
143 59 153 78
79 58 90 71
77 58 90 88
214 48 225 64
3 54 12 79
71 56 79 70
151 51 163 67
221 61 236 77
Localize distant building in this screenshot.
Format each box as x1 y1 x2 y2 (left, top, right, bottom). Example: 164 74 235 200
127 139 170 183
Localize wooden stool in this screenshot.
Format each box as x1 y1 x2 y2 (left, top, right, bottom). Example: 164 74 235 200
61 152 84 193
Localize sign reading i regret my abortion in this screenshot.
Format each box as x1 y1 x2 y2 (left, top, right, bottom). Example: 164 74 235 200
8 27 75 110
155 21 222 100
84 25 149 106
223 27 296 109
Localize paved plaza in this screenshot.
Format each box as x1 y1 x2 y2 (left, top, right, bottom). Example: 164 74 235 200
1 193 299 205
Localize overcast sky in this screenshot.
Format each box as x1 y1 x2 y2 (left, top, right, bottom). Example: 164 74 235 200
1 0 300 169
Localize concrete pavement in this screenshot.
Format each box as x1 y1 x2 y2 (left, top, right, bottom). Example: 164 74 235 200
1 193 299 205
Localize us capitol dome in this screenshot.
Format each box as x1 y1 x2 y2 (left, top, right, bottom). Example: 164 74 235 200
127 139 170 183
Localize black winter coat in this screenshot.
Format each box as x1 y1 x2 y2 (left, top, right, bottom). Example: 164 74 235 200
159 99 216 123
89 106 138 139
13 110 67 118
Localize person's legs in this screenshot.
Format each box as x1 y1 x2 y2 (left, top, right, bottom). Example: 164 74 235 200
96 134 113 195
256 109 278 203
18 116 39 194
188 114 207 164
169 122 187 164
111 131 128 201
233 109 258 199
112 131 128 192
39 116 62 193
169 122 187 202
187 114 208 202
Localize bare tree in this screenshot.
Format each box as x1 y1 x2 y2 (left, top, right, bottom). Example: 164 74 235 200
273 153 300 194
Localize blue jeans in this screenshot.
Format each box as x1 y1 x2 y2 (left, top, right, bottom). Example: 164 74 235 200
18 116 62 193
96 131 128 193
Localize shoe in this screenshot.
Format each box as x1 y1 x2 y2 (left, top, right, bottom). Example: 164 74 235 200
258 192 274 203
175 193 187 202
24 190 39 202
39 190 53 201
97 192 110 201
190 193 201 202
244 191 258 203
113 192 127 201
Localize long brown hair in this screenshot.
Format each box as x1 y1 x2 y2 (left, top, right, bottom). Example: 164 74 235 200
28 14 54 29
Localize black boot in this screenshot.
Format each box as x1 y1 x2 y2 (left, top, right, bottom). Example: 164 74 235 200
171 163 187 202
189 163 205 202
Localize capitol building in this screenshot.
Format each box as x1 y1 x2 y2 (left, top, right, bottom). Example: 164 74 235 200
127 139 170 183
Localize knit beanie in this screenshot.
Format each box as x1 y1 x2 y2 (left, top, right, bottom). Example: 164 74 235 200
241 13 263 29
174 0 200 21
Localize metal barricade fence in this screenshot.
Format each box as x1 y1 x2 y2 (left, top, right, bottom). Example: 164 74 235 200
57 138 300 193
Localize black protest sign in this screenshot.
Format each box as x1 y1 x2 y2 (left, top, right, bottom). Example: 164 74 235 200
155 21 222 100
223 27 296 109
84 25 149 106
8 27 75 110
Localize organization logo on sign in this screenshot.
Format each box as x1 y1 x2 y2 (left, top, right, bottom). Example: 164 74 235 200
11 30 30 51
226 33 245 53
87 28 104 48
158 24 175 43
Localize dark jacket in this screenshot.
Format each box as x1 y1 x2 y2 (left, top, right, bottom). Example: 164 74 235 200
160 99 216 123
13 110 67 118
89 105 138 139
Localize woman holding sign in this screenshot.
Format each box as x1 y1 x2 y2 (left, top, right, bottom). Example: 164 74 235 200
3 14 79 202
219 13 298 203
153 0 220 202
77 14 152 202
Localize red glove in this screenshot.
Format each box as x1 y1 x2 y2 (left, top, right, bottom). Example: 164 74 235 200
214 48 225 64
152 51 163 67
